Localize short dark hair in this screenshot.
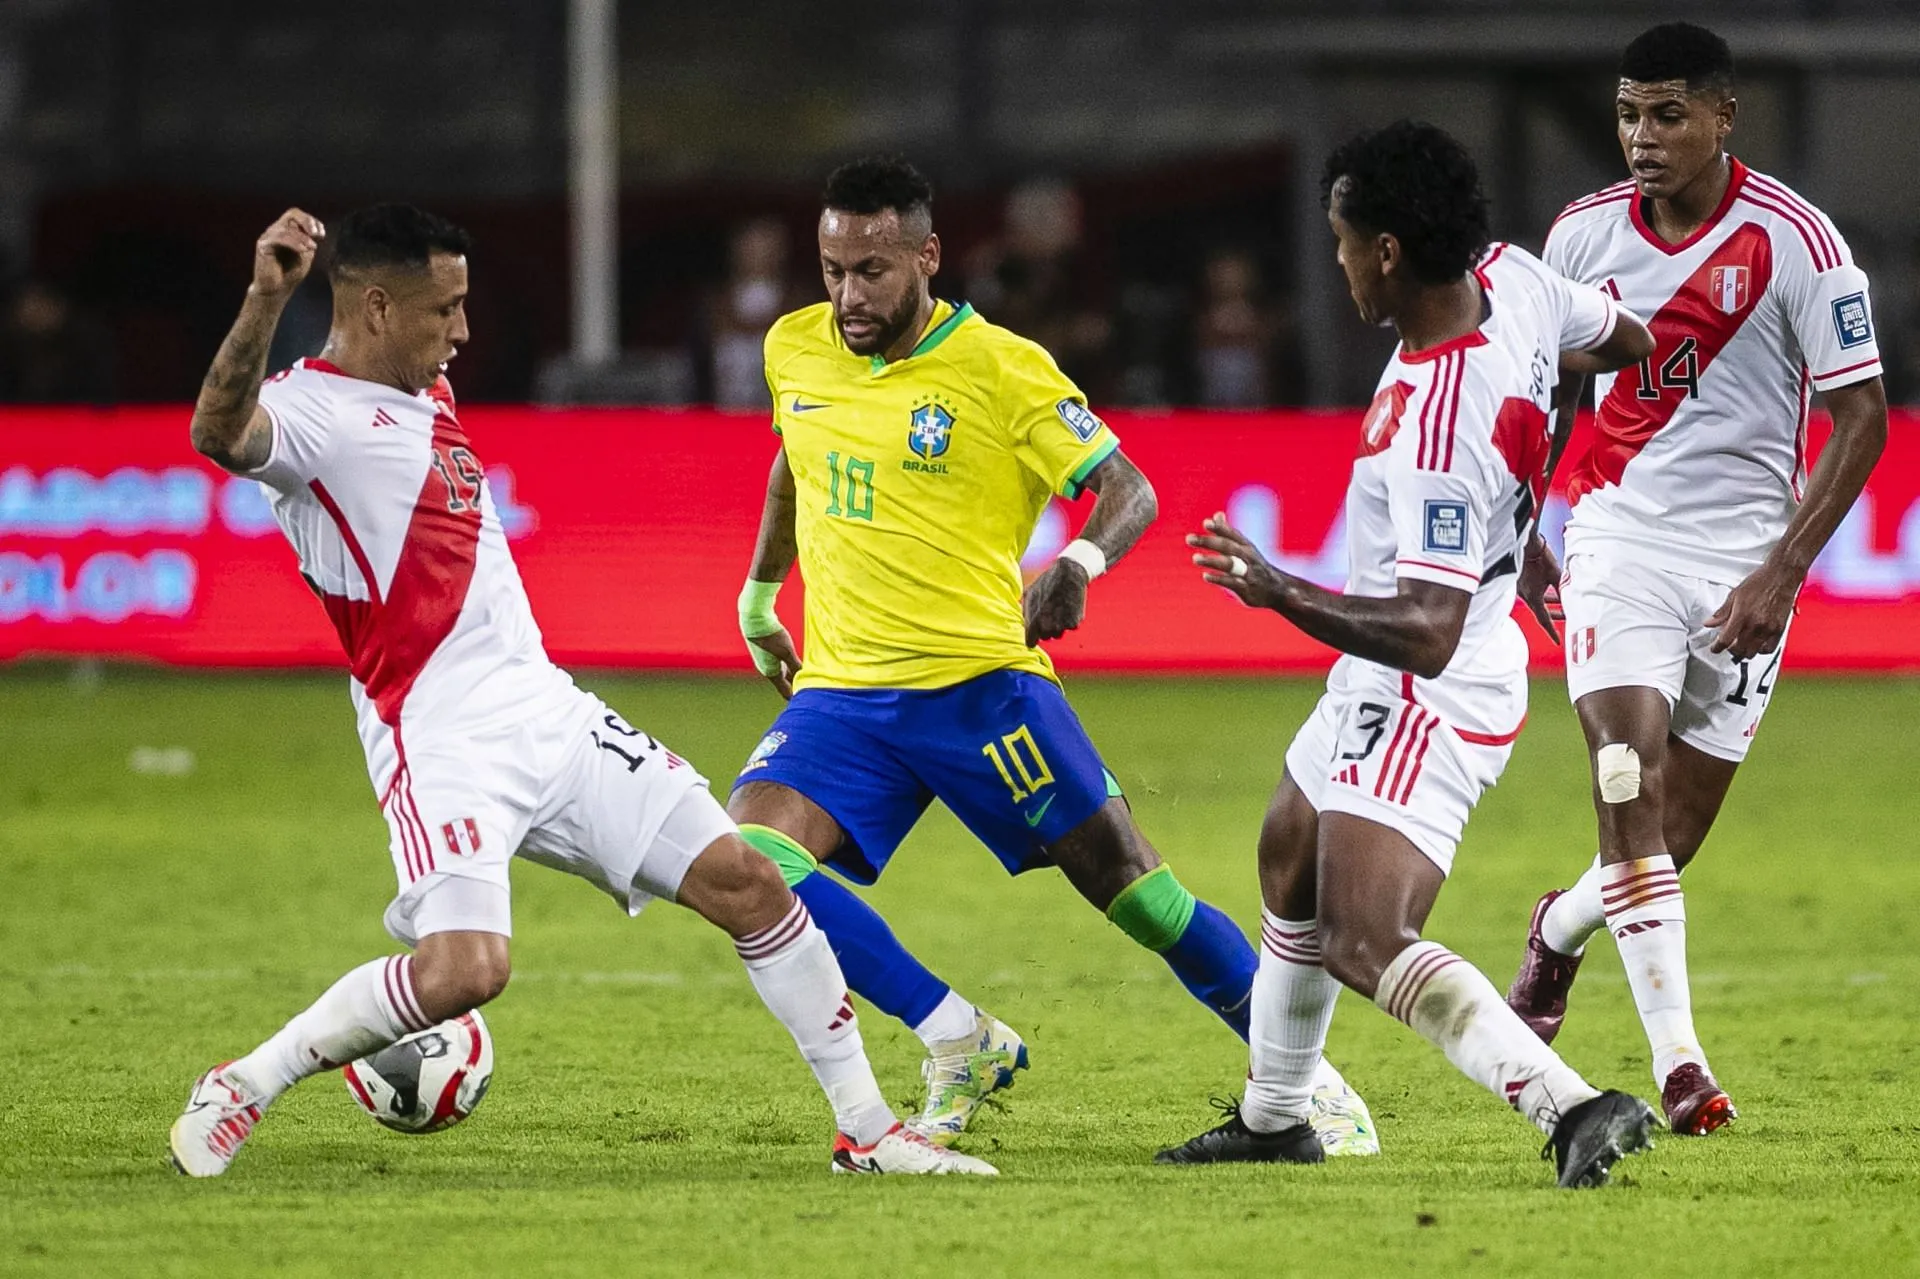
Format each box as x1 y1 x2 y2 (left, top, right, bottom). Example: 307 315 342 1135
329 204 472 279
1620 23 1735 97
1321 120 1490 286
821 156 933 223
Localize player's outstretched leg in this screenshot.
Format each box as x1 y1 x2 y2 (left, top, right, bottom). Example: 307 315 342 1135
677 829 995 1175
1325 814 1655 1188
1157 774 1375 1164
1048 803 1257 1037
735 818 1027 1144
171 924 510 1177
1567 693 1732 1134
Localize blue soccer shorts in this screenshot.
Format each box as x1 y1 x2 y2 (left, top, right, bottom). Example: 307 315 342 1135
730 668 1122 884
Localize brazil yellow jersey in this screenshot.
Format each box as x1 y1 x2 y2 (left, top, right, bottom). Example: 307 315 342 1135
764 299 1119 691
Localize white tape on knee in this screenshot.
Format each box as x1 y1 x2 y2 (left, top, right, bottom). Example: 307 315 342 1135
1595 743 1641 803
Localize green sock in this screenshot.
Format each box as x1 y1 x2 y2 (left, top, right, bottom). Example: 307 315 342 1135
1105 864 1197 953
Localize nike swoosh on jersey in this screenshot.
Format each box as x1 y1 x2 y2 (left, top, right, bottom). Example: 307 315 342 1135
1023 795 1056 828
790 398 831 413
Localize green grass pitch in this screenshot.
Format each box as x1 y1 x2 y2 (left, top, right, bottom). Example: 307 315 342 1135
2 668 1917 1276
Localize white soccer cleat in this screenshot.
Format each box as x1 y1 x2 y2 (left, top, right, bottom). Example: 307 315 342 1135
831 1123 999 1175
909 1011 1029 1145
169 1063 269 1177
1310 1076 1381 1158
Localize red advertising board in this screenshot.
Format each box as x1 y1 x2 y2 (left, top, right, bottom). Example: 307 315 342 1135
5 406 1919 672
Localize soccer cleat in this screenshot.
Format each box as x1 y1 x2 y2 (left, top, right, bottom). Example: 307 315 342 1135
1154 1098 1325 1166
1309 1076 1381 1157
1507 889 1585 1044
830 1123 998 1175
1542 1090 1658 1189
909 1011 1029 1145
169 1063 268 1177
1662 1062 1737 1135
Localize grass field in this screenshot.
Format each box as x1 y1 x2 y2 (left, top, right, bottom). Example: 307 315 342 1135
2 667 1917 1277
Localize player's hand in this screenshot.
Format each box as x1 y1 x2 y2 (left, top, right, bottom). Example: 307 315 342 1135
1518 531 1564 644
1706 557 1800 660
1023 559 1090 645
253 209 325 299
1188 513 1287 610
746 626 802 700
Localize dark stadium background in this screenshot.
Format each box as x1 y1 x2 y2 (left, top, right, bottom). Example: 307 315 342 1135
7 0 1920 410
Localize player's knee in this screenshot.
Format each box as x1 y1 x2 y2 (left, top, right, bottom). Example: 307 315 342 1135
412 933 511 1019
680 834 791 936
1317 920 1403 999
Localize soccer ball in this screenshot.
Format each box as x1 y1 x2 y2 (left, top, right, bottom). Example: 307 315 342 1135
342 1010 493 1133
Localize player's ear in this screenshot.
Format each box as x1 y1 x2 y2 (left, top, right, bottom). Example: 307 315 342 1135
919 231 941 279
1376 231 1401 280
1716 94 1737 141
363 283 391 334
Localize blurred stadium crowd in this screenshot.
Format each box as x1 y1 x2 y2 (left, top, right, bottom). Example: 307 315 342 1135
6 0 1920 410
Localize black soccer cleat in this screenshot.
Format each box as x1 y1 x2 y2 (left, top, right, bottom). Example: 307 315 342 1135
1543 1090 1659 1188
1154 1098 1325 1166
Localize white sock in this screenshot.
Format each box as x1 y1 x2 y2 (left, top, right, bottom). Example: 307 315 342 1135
1311 1056 1351 1095
1541 855 1605 955
229 955 431 1101
1602 855 1705 1084
1375 941 1599 1134
736 899 896 1145
1241 913 1339 1133
912 989 979 1048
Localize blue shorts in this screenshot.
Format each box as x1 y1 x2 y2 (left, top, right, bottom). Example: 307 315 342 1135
731 669 1121 884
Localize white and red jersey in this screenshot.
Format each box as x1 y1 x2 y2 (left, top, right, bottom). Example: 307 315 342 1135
1330 243 1618 739
252 358 573 778
1545 158 1882 584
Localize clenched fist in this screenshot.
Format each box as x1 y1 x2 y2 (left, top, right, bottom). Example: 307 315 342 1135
253 209 325 299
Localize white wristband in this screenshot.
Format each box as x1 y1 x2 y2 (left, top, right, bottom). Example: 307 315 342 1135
1058 538 1107 580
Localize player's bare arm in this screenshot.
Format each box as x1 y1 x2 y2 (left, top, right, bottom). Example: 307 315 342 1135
1190 514 1469 679
1023 450 1158 646
739 446 803 698
1707 376 1889 658
190 209 325 473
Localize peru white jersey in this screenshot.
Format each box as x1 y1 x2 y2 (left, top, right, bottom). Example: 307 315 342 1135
1329 243 1618 739
1545 158 1882 584
252 359 571 765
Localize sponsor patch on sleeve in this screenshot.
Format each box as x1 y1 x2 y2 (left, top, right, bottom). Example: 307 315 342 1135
1833 292 1873 349
1423 500 1468 554
1056 398 1105 443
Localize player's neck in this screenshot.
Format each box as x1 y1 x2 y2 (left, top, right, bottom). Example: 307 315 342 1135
1645 152 1733 244
316 336 419 395
878 294 940 364
1393 276 1485 356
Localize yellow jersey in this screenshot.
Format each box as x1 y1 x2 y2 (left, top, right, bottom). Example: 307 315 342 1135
764 299 1119 691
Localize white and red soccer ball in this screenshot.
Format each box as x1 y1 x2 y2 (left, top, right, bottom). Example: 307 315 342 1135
342 1010 493 1133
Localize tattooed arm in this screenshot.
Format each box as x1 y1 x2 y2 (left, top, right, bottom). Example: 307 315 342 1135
190 209 325 473
1023 449 1158 644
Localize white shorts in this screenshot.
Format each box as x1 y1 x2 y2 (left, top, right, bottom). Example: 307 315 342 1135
1560 551 1788 763
373 688 735 946
1283 691 1512 877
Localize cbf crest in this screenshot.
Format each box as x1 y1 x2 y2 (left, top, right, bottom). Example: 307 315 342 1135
908 401 955 460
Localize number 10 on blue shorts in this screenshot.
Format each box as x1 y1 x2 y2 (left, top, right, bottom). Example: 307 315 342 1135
732 669 1120 884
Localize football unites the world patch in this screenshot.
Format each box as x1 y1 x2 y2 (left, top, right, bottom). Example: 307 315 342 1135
740 730 787 774
1055 398 1105 443
1832 292 1873 349
1423 500 1468 554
